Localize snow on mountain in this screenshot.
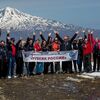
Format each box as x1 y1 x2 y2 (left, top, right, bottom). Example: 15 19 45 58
0 7 68 32
0 7 99 40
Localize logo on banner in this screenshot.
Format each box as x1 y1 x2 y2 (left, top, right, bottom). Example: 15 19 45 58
69 51 77 59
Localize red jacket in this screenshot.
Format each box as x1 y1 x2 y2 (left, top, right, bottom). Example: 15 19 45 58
11 44 16 57
83 33 94 56
34 43 42 52
83 42 92 55
88 33 95 52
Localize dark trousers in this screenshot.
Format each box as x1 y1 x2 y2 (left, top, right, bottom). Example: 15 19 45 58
24 62 35 76
29 62 35 75
0 60 1 78
77 55 83 72
83 54 92 72
44 62 50 74
44 62 54 74
16 57 23 76
62 61 73 73
0 59 7 78
73 60 77 72
93 54 98 71
55 62 60 72
97 56 100 71
50 62 54 73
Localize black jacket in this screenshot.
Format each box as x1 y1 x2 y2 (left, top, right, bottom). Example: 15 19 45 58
25 35 35 51
78 41 83 58
56 33 77 51
93 43 99 56
0 45 7 60
40 34 51 51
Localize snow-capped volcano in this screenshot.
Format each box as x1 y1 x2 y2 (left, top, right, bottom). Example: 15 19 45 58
0 7 68 32
0 7 99 40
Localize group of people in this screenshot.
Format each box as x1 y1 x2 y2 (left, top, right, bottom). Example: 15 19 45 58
0 30 100 79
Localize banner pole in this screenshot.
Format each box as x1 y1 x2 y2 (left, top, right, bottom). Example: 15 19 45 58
60 61 62 73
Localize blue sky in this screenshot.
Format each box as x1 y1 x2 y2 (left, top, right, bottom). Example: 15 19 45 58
0 0 100 29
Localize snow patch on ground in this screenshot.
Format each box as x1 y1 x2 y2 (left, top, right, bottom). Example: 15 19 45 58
66 77 82 82
77 74 95 79
83 72 100 77
77 72 100 79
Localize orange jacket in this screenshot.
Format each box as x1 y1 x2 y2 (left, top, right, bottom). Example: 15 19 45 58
52 42 60 51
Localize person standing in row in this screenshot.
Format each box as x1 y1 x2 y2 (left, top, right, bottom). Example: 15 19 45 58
77 36 83 73
0 41 7 78
7 35 16 79
52 37 60 73
93 38 100 72
72 39 78 73
16 39 24 77
83 31 94 72
34 39 44 75
97 40 100 71
55 31 79 73
24 33 36 76
40 32 54 74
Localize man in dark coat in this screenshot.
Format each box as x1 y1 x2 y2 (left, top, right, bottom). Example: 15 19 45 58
77 37 83 73
0 41 7 78
24 33 36 76
55 31 79 73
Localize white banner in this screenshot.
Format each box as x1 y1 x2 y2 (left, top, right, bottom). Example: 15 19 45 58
22 50 78 62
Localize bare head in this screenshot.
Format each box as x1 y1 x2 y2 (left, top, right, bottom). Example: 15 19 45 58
0 40 5 46
43 40 46 45
64 35 69 41
28 38 33 45
36 39 40 44
11 38 15 44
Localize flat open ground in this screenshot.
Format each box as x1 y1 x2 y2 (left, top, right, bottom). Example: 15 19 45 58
0 74 100 100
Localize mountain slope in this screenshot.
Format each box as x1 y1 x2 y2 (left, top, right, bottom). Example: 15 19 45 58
0 7 69 32
0 7 99 40
0 7 65 30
